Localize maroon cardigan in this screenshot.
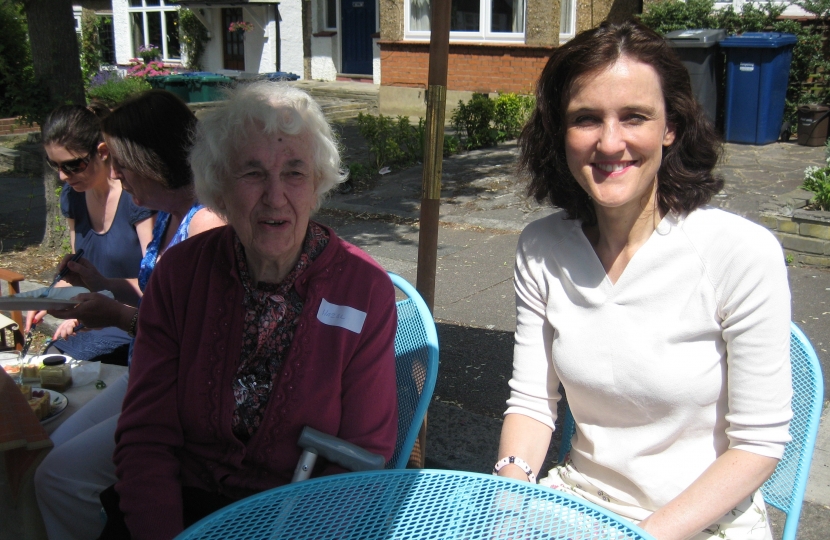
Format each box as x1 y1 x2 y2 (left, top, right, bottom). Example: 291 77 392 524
113 224 398 539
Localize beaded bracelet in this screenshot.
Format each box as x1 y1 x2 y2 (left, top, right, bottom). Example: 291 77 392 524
127 309 139 338
493 456 537 484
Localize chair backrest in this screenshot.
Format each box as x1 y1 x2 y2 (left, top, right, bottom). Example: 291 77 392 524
761 323 824 540
387 272 439 469
556 323 824 540
0 269 25 351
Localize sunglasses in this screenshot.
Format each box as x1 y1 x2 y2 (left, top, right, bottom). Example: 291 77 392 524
47 153 92 176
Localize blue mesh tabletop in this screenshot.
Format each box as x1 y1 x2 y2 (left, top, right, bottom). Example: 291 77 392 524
176 469 655 540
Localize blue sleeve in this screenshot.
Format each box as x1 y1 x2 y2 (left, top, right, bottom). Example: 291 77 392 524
127 198 156 226
59 184 74 219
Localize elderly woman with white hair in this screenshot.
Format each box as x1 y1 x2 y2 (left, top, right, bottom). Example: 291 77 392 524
102 82 399 540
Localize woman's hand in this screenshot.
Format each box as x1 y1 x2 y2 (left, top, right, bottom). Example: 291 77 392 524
25 310 46 332
52 318 81 340
56 255 108 292
636 449 778 540
48 293 127 331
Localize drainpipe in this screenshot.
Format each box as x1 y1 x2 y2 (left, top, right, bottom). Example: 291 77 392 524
274 3 281 72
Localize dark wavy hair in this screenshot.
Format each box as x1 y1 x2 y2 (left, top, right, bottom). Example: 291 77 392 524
519 20 723 225
101 90 196 190
41 102 109 155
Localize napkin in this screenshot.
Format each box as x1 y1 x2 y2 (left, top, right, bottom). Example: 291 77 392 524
0 369 53 502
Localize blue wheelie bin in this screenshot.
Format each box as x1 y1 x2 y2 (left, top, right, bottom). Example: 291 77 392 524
720 32 797 144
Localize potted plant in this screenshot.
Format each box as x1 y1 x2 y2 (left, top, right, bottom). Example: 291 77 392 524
228 21 254 35
138 44 161 64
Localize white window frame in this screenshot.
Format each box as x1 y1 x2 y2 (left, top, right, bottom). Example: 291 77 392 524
404 0 526 42
559 0 576 43
126 0 181 61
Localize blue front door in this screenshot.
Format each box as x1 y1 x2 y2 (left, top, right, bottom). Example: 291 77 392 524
341 0 375 75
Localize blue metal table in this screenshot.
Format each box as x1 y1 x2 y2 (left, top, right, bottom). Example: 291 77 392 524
175 469 655 539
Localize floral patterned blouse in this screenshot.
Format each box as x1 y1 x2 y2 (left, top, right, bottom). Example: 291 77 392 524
231 222 329 441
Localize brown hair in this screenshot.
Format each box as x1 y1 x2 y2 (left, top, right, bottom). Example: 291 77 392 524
519 19 723 225
41 102 109 155
101 90 197 190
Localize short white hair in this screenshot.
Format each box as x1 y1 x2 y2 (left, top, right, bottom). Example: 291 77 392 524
190 81 346 218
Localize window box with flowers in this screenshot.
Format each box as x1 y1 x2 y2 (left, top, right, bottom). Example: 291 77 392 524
138 44 161 63
228 21 254 35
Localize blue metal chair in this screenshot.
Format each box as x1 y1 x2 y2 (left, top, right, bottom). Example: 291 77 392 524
556 322 824 540
386 272 440 468
291 272 439 479
762 323 824 540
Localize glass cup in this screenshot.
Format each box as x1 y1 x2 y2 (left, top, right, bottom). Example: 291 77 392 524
0 349 23 384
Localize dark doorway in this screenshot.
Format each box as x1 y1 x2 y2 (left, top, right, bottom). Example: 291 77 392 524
341 0 375 75
222 8 245 70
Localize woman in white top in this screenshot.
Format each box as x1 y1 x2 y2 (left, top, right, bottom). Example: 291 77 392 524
496 20 792 540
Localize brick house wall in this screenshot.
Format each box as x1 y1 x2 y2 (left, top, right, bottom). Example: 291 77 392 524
379 41 553 94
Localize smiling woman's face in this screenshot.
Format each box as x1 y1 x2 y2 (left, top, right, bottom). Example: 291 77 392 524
218 130 318 283
564 55 676 217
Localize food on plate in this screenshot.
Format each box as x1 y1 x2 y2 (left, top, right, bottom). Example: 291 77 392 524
29 390 51 420
3 364 20 376
21 364 40 379
18 383 32 400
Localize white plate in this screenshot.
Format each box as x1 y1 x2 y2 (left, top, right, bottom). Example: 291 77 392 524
35 389 68 424
0 297 79 311
0 286 113 311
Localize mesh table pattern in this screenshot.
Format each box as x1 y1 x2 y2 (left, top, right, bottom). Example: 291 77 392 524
177 470 654 540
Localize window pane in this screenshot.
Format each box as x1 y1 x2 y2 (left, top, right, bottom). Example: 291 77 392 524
410 0 430 31
560 0 573 35
131 12 145 57
166 11 181 58
491 0 524 32
129 0 143 7
145 0 161 5
451 0 479 31
99 16 116 64
327 0 337 28
147 11 162 51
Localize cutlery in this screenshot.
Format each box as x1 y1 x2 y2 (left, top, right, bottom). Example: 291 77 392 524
41 249 85 298
20 322 36 359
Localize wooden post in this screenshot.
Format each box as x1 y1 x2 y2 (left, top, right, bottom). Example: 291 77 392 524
410 0 451 469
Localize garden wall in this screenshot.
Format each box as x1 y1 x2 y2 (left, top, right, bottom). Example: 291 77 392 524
760 189 830 266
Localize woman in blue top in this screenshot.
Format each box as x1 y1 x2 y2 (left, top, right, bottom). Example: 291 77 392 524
34 91 224 540
27 103 155 364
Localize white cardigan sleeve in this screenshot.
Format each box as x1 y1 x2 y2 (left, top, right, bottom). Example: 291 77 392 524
709 222 793 458
504 228 562 430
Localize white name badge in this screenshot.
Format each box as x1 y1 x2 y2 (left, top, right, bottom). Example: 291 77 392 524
317 299 367 334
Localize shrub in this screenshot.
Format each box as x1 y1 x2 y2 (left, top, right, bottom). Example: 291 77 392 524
126 60 173 78
79 9 102 85
180 7 210 71
0 1 50 123
802 140 830 210
638 0 716 34
356 113 422 170
802 166 830 210
493 93 535 142
451 93 497 149
86 72 152 107
451 92 534 150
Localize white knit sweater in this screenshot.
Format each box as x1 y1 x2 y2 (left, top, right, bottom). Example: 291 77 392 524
505 206 792 513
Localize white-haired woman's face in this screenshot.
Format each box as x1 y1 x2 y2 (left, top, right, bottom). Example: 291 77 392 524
217 131 318 283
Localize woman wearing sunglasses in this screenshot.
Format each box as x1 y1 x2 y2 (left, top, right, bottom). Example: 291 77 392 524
26 104 156 365
33 90 225 540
